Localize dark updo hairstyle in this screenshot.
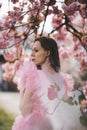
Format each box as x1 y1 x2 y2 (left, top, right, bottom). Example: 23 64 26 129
34 36 60 72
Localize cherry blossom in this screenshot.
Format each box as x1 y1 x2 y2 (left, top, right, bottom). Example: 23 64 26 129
3 44 22 62
62 2 80 15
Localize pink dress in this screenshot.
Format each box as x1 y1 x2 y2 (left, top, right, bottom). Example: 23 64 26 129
12 60 87 130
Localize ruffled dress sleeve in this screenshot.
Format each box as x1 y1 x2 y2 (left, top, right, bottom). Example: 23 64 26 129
12 60 53 130
13 60 40 93
13 60 46 114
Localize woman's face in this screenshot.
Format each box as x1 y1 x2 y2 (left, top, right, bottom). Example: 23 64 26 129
31 41 49 66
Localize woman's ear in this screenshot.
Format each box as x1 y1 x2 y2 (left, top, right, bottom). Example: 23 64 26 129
47 51 50 56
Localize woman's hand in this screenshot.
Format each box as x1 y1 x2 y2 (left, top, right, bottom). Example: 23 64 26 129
19 89 33 117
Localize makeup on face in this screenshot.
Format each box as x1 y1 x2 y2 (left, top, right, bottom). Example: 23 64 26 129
31 41 49 66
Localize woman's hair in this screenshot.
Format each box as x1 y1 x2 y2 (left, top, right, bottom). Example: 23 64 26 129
34 36 60 72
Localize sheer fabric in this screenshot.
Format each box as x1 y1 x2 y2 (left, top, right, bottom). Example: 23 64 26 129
12 61 87 130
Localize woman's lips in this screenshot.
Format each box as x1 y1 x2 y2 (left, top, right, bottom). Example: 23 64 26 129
31 58 35 61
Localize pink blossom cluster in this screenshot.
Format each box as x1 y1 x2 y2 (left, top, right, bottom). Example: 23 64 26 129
62 2 80 15
0 32 10 49
2 50 31 81
80 3 87 18
80 81 87 114
2 58 23 81
59 46 71 59
83 83 87 99
2 62 14 81
3 44 22 62
52 15 62 28
73 42 87 71
0 16 13 29
8 7 23 23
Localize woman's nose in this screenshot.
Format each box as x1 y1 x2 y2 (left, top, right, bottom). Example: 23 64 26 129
30 52 35 61
31 52 35 57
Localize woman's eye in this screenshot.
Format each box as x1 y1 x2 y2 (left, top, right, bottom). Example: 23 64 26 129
34 49 38 52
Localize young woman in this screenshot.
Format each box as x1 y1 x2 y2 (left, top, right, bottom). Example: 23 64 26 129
12 37 87 130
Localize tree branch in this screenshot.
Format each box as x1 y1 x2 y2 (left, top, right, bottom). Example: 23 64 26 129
48 23 65 35
40 5 49 36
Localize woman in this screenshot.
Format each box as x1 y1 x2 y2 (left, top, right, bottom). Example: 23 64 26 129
12 37 87 130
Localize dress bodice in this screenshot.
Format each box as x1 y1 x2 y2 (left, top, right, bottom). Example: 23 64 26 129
37 70 87 130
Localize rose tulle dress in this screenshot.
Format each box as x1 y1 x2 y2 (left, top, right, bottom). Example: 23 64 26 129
12 60 87 130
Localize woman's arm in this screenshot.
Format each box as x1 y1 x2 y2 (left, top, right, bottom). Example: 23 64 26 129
19 89 33 117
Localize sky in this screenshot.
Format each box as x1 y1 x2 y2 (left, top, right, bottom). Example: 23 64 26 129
0 0 9 17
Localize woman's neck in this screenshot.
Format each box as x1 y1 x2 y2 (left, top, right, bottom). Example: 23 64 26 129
41 58 56 75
